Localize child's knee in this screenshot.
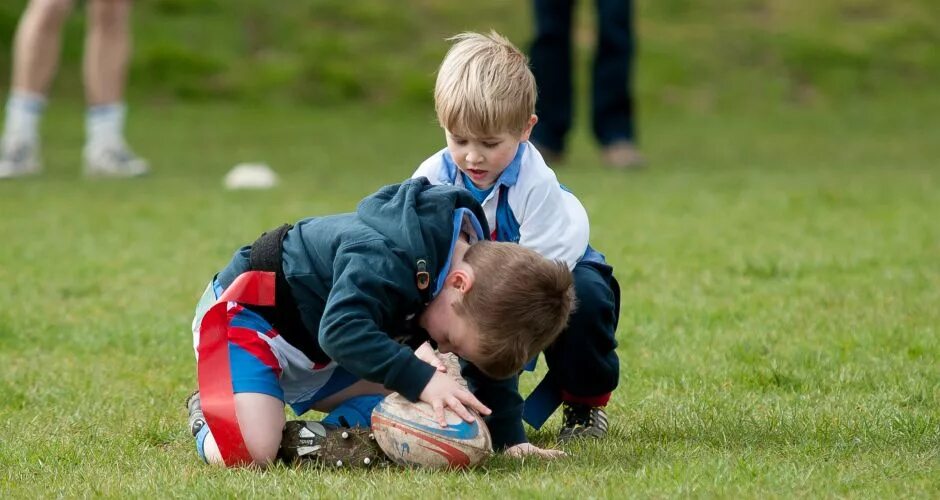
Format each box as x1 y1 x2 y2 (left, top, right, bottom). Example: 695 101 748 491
197 423 282 467
193 392 286 467
570 265 619 335
235 393 286 465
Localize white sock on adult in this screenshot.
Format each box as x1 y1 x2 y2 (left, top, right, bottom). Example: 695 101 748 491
2 91 46 146
85 102 127 151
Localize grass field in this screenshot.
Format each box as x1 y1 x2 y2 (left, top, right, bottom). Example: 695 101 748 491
0 89 937 497
0 0 938 495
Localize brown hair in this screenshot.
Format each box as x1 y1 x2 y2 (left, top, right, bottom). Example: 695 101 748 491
434 31 537 138
454 241 576 379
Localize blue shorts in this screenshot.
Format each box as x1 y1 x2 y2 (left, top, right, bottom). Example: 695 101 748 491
191 280 360 415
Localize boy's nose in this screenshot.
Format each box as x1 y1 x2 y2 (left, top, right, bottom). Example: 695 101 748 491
465 151 484 164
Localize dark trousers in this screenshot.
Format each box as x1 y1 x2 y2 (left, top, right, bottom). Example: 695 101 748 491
542 260 621 400
530 0 636 152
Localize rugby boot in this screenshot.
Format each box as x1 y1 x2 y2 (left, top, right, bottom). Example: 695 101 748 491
278 420 388 468
558 402 609 441
185 391 206 437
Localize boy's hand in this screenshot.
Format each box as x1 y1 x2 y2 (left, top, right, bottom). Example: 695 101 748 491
504 443 567 459
414 341 446 372
419 370 491 426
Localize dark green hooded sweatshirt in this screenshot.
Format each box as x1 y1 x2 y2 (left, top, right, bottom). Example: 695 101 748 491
217 178 527 449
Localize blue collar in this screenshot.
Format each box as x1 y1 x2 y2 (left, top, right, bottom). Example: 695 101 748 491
433 208 486 297
459 172 495 203
440 142 527 189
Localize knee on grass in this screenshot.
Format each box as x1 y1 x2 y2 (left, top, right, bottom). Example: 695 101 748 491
197 422 284 467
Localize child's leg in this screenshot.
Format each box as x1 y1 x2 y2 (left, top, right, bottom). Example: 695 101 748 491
541 261 620 436
545 262 620 400
198 392 286 466
189 280 290 466
312 379 388 412
309 380 389 428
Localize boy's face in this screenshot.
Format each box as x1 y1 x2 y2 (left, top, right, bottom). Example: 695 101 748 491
418 265 484 365
444 115 537 190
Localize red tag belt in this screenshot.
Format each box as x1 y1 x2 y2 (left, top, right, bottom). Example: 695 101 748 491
196 271 276 467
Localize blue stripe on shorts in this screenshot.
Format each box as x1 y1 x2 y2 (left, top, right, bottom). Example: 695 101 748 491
229 342 283 400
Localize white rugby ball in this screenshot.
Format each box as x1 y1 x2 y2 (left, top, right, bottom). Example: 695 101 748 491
371 392 493 469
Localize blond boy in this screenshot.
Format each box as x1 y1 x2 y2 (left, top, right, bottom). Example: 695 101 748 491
413 32 622 442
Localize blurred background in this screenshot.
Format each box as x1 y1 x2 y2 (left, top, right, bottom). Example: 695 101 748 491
1 0 936 140
1 2 938 495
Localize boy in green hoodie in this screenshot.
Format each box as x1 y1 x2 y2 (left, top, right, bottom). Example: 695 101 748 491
187 178 575 467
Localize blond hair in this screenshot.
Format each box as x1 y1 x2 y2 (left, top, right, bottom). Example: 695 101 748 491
434 31 536 137
454 241 575 379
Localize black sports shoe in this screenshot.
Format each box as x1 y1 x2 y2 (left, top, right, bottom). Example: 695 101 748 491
559 403 609 441
185 391 205 437
278 420 387 468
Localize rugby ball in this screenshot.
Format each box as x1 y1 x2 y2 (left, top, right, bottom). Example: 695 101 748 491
371 392 493 468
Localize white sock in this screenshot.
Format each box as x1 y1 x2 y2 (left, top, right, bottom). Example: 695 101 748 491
85 102 126 150
2 91 46 145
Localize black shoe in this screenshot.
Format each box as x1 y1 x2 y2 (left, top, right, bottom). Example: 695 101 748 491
185 391 205 437
278 420 387 468
559 403 609 441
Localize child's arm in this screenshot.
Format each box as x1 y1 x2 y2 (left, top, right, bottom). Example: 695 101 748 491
420 370 491 426
411 150 447 184
318 243 436 397
516 174 591 269
459 360 562 457
414 341 446 372
505 443 566 458
319 242 488 421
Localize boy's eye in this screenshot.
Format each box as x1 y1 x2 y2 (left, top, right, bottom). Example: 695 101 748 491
483 142 501 148
454 139 468 146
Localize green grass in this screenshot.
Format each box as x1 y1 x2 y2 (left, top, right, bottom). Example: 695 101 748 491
0 0 938 495
1 0 937 106
0 90 937 497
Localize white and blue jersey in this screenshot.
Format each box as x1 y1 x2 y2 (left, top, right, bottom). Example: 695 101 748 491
413 142 605 267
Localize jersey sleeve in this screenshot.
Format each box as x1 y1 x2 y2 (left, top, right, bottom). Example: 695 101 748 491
411 151 447 185
515 173 590 270
318 241 436 402
460 361 527 450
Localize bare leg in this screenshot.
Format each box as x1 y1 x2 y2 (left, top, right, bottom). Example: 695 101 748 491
83 0 131 105
309 380 391 413
10 0 76 95
200 393 286 467
80 0 147 176
0 0 75 177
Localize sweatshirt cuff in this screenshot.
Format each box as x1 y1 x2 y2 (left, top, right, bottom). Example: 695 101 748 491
384 350 437 402
488 416 527 451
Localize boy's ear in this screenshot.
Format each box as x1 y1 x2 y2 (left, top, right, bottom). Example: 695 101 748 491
519 114 538 142
447 268 474 294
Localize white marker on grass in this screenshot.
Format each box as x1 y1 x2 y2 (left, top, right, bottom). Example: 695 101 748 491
224 163 278 190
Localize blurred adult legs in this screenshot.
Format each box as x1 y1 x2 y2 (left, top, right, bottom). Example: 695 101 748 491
0 0 148 179
11 0 75 97
82 0 147 177
530 0 575 157
592 0 634 146
84 0 131 106
529 0 643 168
593 0 642 168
